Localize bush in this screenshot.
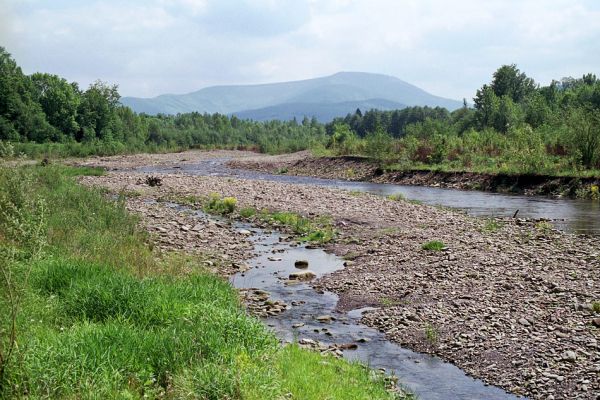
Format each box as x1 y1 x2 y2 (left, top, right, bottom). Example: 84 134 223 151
204 193 237 215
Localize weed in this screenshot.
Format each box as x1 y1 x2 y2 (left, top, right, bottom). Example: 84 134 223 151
535 220 553 235
276 167 289 174
387 193 406 202
576 184 600 200
379 297 401 307
258 210 335 244
421 240 446 251
424 323 439 345
239 207 257 218
204 193 237 215
593 301 600 313
483 219 503 232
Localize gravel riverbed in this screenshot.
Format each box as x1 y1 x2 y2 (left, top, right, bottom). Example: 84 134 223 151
76 150 599 399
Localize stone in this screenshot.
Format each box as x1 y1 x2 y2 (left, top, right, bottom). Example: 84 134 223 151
562 350 577 362
239 229 252 235
289 270 316 281
316 315 334 323
518 318 531 326
294 260 309 269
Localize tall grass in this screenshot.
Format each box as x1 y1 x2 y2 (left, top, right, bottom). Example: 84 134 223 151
0 165 403 399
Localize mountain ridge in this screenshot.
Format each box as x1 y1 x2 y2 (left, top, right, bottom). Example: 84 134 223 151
121 71 462 121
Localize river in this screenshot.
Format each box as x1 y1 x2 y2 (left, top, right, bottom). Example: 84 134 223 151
139 158 600 236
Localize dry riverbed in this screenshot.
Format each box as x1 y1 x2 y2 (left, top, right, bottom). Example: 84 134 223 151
76 150 599 399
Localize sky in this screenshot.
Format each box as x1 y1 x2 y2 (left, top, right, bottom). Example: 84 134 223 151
2 0 600 100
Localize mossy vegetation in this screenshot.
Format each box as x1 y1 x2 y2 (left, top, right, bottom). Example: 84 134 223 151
0 165 404 399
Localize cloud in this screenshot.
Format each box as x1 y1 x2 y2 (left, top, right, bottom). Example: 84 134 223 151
2 0 599 100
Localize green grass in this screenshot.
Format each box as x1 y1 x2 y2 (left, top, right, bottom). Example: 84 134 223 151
258 210 336 243
387 193 406 202
421 240 446 251
0 164 403 399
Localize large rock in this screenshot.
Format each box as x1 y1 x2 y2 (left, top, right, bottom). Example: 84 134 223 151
294 260 309 269
289 270 316 280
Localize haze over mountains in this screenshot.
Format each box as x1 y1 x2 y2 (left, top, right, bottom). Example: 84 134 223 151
121 72 463 122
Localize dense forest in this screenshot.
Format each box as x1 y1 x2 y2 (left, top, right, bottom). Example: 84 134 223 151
0 47 325 157
1 46 599 175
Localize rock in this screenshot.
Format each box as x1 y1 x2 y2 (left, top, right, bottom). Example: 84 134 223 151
562 350 577 362
316 315 334 323
268 256 282 262
294 260 309 269
338 343 358 350
239 229 252 235
592 318 600 327
518 318 531 326
292 323 305 328
289 270 316 281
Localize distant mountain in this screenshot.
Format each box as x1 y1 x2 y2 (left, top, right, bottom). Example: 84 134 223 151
121 72 462 121
232 99 406 122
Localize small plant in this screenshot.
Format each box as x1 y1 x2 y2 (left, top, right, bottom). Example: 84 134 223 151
276 167 289 174
204 193 237 215
576 184 600 200
535 220 553 235
421 240 445 251
483 219 503 232
379 297 401 307
593 301 600 313
424 323 439 344
239 207 257 218
345 168 356 178
145 175 162 187
0 141 15 158
387 193 406 202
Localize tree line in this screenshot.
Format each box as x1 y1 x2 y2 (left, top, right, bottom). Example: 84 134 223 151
325 64 600 172
1 45 599 174
0 47 325 157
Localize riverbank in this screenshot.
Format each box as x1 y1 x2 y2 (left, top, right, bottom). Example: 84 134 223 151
0 164 404 399
75 150 600 399
227 151 600 198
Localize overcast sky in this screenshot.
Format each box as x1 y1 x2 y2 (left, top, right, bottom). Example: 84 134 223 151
3 0 600 100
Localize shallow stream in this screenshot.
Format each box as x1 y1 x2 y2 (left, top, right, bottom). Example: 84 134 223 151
230 222 520 400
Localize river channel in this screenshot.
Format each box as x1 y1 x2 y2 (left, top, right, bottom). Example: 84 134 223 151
139 158 600 236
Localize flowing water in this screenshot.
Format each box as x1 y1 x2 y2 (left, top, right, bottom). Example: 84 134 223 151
230 224 520 400
139 158 600 236
146 158 598 399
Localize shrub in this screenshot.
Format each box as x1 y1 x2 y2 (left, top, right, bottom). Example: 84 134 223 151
204 193 237 215
421 240 445 251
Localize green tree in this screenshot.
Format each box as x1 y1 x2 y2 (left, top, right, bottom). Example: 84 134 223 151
490 64 536 103
567 108 600 168
30 73 80 139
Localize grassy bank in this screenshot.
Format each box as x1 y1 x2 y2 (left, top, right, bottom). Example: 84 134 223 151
0 164 403 399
